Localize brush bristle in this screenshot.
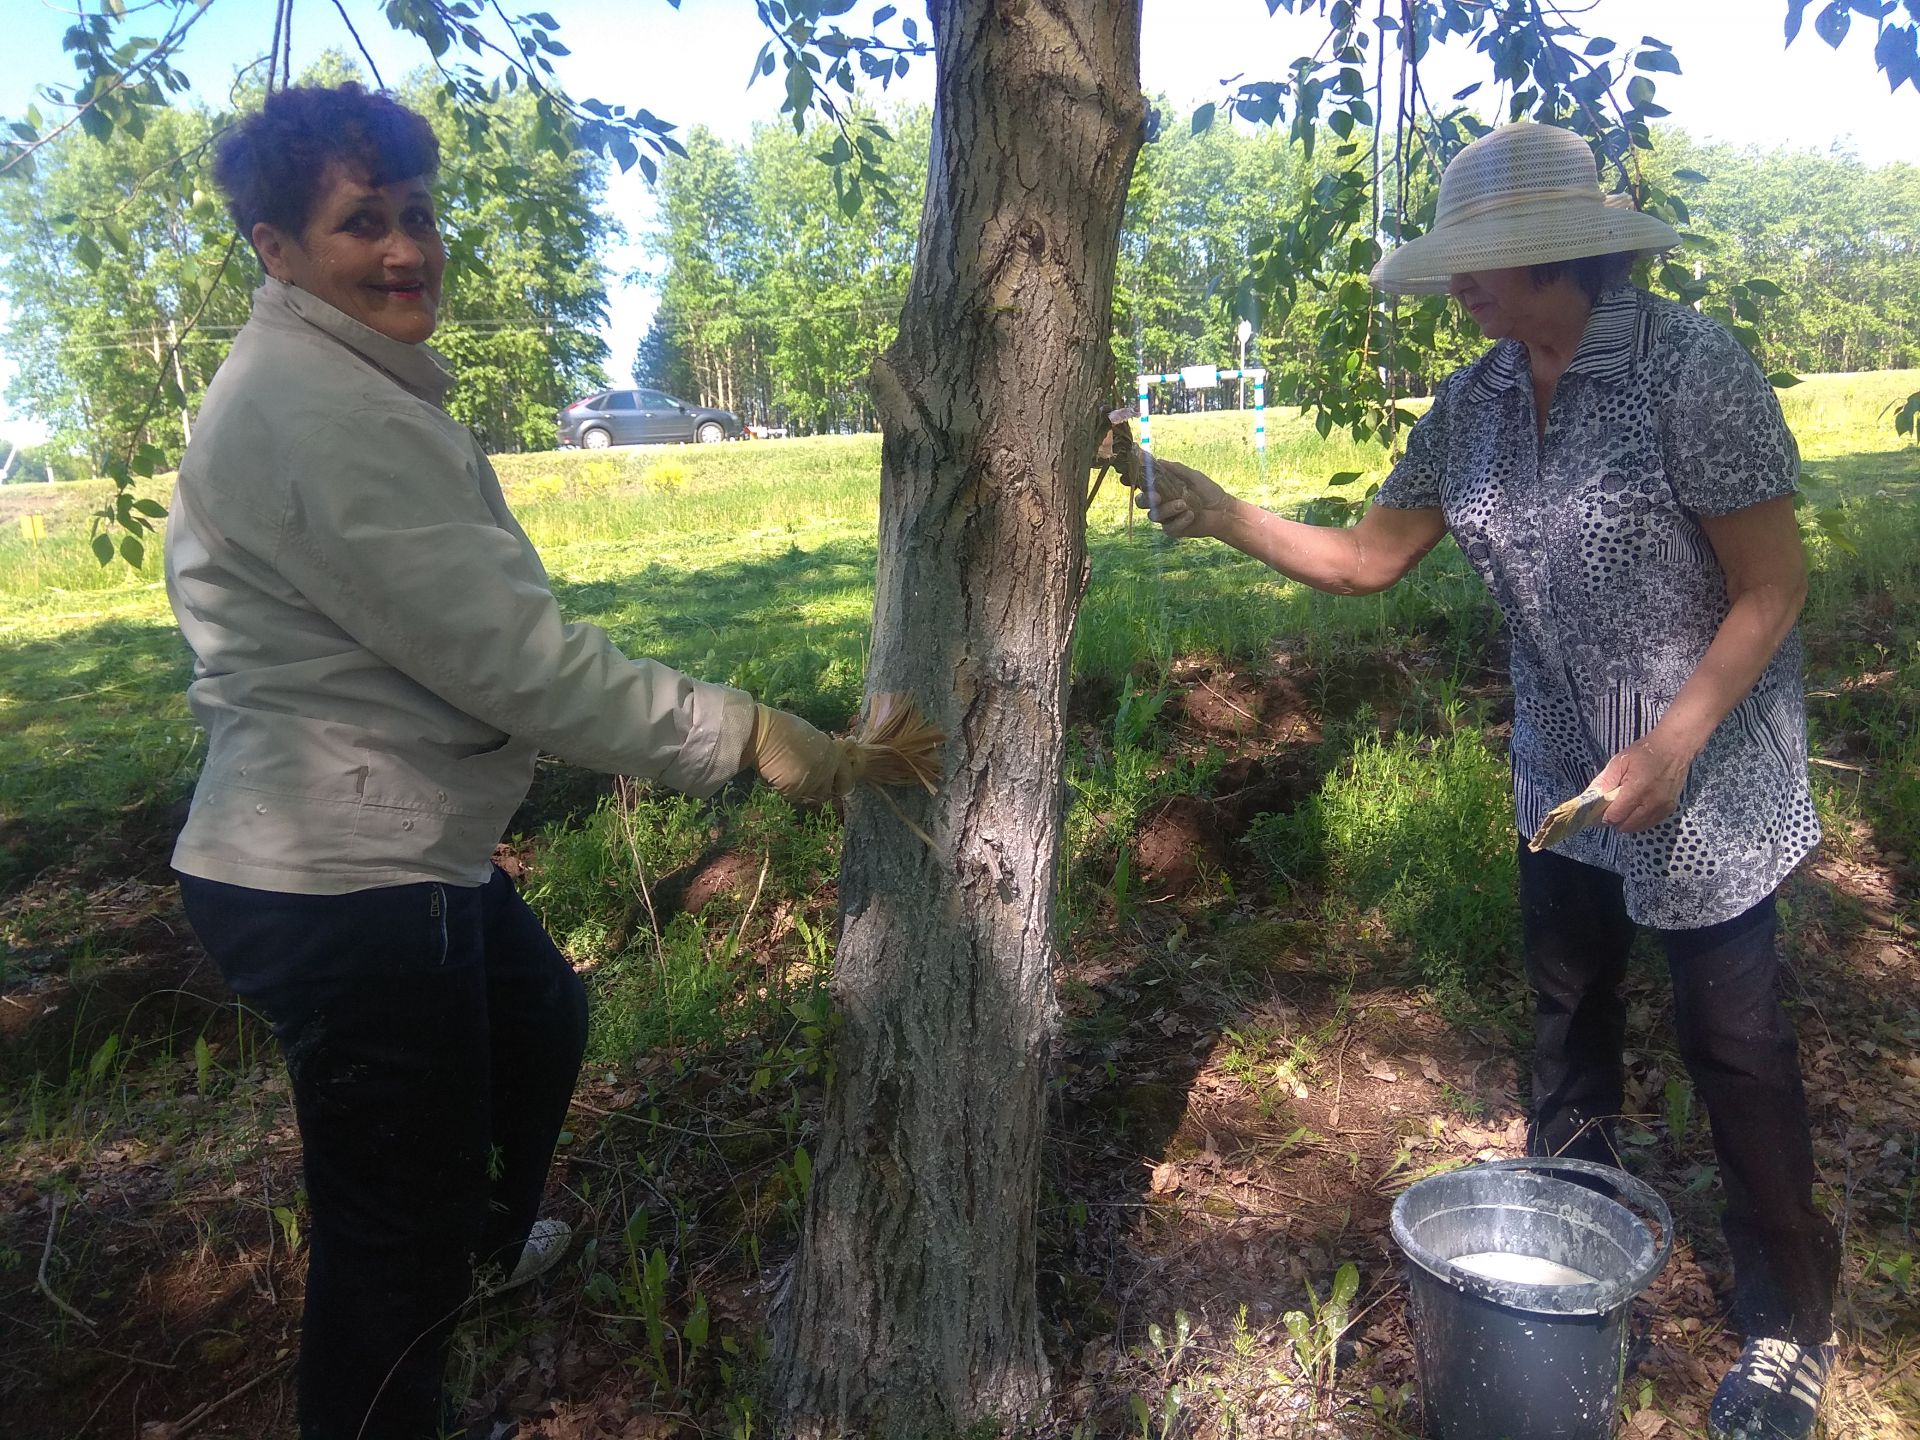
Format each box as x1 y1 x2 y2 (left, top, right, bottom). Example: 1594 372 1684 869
841 693 944 794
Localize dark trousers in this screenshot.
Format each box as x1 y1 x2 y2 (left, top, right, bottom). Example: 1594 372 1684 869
1517 843 1838 1344
179 867 589 1440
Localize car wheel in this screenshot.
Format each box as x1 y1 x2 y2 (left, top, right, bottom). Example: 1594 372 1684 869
696 422 726 444
582 427 612 450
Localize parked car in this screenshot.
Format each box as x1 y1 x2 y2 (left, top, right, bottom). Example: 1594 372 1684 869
556 388 740 448
742 421 789 440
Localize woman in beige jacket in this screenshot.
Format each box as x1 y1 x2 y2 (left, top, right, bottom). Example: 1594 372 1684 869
165 83 841 1440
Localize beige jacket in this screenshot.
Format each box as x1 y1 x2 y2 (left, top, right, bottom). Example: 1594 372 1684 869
164 280 754 894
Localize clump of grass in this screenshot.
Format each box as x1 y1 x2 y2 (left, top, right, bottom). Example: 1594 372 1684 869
1248 717 1518 1007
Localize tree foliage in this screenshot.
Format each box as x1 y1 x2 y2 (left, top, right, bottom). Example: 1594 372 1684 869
639 109 929 432
405 79 613 451
0 56 613 493
0 97 246 550
1650 132 1920 376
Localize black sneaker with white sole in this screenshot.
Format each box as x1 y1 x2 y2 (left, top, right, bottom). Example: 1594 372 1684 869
1708 1336 1836 1440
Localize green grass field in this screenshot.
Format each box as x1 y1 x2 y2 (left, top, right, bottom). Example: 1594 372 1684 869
2 371 1918 1437
1 371 1914 887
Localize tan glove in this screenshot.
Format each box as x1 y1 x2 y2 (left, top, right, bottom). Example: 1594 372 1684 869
744 704 853 804
1130 456 1235 539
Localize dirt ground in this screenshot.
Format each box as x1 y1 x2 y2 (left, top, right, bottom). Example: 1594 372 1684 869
2 654 1917 1439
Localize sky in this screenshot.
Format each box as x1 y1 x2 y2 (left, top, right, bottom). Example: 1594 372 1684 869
2 0 1917 444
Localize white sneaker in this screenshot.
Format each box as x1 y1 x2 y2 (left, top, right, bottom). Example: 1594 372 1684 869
498 1218 571 1292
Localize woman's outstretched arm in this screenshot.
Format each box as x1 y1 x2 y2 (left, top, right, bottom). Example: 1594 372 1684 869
1134 456 1448 595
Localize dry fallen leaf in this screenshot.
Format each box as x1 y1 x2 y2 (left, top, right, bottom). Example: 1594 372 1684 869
1149 1160 1181 1195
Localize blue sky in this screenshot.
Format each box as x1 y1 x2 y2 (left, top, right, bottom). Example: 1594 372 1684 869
2 0 1916 443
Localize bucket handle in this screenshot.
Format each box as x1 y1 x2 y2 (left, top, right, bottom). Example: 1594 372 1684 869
1448 1157 1675 1310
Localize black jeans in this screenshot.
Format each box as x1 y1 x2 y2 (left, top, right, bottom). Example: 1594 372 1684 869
1517 843 1838 1344
179 867 589 1440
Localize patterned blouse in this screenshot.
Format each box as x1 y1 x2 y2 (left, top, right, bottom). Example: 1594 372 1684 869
1376 285 1819 929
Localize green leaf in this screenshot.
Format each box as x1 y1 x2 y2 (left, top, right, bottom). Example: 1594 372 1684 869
785 57 813 120
1634 49 1682 73
1332 1261 1359 1308
1767 371 1802 388
683 1293 710 1349
91 532 115 566
1191 102 1216 135
73 234 103 271
120 534 145 568
1327 470 1363 487
89 1032 120 1080
1673 168 1708 184
1815 506 1857 555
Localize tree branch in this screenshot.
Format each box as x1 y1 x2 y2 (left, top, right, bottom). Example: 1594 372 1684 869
2 0 220 179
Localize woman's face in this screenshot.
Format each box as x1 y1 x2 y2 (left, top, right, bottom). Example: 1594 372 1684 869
1449 267 1581 342
252 164 446 345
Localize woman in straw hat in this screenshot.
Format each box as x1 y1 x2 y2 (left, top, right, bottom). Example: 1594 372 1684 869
1136 121 1835 1439
167 83 852 1440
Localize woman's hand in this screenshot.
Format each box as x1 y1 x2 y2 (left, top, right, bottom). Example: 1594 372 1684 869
1132 457 1237 539
744 705 852 804
1592 731 1695 833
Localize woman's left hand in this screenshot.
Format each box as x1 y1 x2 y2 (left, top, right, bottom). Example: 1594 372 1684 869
1592 732 1695 833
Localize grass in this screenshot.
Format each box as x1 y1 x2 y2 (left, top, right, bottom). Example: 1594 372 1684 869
1247 706 1519 1004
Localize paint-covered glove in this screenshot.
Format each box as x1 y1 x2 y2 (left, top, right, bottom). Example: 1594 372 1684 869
744 704 853 805
1131 456 1235 539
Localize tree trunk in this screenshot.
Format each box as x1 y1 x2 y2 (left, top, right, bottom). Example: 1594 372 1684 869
772 2 1144 1436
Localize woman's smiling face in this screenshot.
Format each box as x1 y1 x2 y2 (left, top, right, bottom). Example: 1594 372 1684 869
251 164 446 344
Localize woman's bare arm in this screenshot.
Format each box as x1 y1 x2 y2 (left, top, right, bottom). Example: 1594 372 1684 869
1595 495 1809 831
1136 456 1447 595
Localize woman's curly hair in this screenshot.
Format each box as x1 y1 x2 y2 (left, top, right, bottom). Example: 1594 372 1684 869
213 83 440 242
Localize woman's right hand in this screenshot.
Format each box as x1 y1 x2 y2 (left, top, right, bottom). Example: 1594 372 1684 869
744 705 852 804
1132 457 1236 539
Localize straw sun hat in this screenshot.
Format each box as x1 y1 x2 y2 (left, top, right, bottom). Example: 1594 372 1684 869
1370 121 1683 295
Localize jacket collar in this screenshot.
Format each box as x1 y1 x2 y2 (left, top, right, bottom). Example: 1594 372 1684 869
253 278 454 407
1463 283 1644 401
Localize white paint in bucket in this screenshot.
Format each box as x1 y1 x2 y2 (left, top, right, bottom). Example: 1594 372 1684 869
1450 1252 1598 1286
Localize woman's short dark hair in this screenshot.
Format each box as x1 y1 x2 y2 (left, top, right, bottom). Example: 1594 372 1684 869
213 83 440 242
1529 250 1640 303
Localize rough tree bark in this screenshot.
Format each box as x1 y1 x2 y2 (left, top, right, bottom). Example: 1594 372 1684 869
772 2 1145 1436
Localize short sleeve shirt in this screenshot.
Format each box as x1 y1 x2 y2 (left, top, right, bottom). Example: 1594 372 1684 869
1376 286 1819 928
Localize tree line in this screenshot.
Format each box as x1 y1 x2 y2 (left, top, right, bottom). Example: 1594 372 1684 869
0 54 612 481
6 74 1918 479
641 105 1920 431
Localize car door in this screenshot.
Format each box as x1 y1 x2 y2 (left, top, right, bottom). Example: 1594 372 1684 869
596 389 639 442
637 389 693 443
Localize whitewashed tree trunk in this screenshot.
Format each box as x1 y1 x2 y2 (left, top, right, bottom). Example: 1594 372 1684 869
772 2 1145 1435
